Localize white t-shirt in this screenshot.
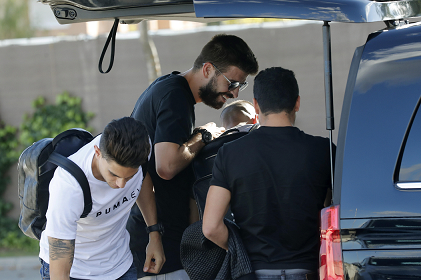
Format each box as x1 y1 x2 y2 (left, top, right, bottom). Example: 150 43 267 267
39 135 147 279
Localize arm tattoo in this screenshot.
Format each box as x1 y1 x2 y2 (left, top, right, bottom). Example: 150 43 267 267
48 237 75 266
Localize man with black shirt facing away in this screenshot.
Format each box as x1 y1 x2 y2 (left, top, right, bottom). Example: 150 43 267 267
203 67 334 280
128 34 259 279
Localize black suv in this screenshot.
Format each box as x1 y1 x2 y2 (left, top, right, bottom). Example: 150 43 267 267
41 1 421 279
321 19 421 280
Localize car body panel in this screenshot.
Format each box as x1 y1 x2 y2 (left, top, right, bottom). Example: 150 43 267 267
334 22 421 280
341 218 421 250
39 1 199 24
343 251 421 279
194 0 421 23
40 0 421 24
335 22 421 219
40 0 193 10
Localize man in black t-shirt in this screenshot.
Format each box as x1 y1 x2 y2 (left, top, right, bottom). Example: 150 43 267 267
203 67 334 280
127 34 259 279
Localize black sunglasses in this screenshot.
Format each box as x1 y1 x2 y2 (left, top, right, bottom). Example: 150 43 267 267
212 64 248 92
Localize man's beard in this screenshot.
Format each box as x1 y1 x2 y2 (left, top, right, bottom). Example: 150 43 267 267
199 76 233 109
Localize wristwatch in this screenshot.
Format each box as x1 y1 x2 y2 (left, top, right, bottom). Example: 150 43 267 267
193 128 212 144
146 223 164 236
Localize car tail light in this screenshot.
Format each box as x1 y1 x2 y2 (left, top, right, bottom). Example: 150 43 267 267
320 205 344 280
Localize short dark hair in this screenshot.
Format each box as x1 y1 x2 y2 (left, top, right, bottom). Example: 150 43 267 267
253 67 299 115
99 117 150 168
193 34 258 75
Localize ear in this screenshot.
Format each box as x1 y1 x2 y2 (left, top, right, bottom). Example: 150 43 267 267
294 96 301 112
202 62 214 79
94 145 102 158
252 98 260 115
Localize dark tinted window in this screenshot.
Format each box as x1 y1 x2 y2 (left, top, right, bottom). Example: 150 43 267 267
399 103 421 181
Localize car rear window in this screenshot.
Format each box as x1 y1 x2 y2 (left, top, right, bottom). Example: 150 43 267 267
398 101 421 183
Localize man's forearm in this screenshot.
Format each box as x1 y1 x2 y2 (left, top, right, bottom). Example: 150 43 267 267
136 172 158 226
203 223 229 250
176 133 207 169
48 237 75 280
155 134 205 180
202 185 231 251
136 172 166 274
155 122 225 180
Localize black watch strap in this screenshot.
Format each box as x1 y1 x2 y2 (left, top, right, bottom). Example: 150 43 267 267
192 127 203 135
193 128 212 144
146 223 164 236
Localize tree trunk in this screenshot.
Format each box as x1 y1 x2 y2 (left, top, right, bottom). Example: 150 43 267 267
139 20 161 84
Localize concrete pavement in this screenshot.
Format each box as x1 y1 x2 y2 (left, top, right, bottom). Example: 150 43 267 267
0 256 40 280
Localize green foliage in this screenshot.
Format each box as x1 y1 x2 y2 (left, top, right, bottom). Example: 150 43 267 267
0 123 18 195
0 231 39 254
0 0 34 40
0 91 94 253
0 122 19 247
20 91 95 147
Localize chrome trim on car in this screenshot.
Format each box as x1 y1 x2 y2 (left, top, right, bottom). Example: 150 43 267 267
396 182 421 190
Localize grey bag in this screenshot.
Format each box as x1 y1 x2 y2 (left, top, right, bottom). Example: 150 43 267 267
17 128 94 240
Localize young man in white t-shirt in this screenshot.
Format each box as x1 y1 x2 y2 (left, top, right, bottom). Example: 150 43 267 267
39 117 165 280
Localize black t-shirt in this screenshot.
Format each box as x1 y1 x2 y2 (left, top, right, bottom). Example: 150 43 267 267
127 72 196 276
210 126 334 272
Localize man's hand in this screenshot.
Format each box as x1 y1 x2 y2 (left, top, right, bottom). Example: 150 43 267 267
137 173 165 274
198 122 225 140
143 232 166 274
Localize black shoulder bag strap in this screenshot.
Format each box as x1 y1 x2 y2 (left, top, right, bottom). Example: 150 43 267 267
48 152 93 218
98 18 119 74
219 128 240 137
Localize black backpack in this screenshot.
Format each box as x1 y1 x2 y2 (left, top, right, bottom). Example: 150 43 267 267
192 124 259 220
17 128 94 240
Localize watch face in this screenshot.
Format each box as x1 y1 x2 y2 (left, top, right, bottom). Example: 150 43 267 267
203 131 212 143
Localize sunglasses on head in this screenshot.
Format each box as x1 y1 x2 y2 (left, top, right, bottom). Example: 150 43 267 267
211 64 248 92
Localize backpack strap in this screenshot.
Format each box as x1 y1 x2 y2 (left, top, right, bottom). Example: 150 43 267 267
52 129 93 147
48 152 92 218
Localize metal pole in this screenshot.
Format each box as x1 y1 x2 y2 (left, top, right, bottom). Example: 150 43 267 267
322 21 335 190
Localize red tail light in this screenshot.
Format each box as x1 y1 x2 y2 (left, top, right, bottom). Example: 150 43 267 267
320 205 344 280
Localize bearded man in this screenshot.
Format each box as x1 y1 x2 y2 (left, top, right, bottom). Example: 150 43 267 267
128 34 258 279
